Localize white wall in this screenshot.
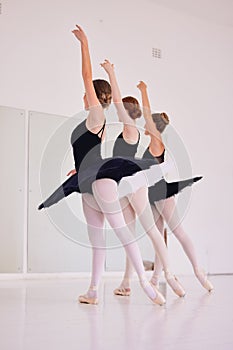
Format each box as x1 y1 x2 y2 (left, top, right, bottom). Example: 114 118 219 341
0 0 233 274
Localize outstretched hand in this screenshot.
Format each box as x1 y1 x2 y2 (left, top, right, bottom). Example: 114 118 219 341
72 24 88 44
137 80 147 91
100 59 114 75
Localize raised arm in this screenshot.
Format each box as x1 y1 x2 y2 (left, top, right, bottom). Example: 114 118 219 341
72 25 104 127
101 59 138 142
137 81 162 143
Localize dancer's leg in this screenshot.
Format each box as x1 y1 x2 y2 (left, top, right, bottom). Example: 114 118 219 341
150 204 165 288
156 197 213 291
128 187 185 297
114 197 136 296
157 197 199 267
92 178 165 305
79 193 106 304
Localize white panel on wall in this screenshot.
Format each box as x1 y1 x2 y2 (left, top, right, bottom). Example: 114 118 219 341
28 111 92 272
0 106 25 272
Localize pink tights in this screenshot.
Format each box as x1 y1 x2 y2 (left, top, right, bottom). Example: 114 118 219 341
81 179 158 302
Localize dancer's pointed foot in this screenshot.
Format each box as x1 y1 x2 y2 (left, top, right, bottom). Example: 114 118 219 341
78 286 98 305
194 268 214 292
114 287 131 296
151 284 166 306
165 270 186 297
78 294 98 305
140 279 166 306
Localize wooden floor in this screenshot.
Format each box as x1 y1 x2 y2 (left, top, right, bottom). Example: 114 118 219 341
0 275 232 350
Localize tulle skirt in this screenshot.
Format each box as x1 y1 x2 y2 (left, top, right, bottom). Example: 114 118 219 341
38 156 157 209
148 176 202 204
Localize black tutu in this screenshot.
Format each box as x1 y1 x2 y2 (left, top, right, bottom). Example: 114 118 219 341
38 156 156 210
148 176 202 204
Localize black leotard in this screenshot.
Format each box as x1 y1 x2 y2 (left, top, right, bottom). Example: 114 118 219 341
113 132 140 158
142 148 165 164
71 119 105 172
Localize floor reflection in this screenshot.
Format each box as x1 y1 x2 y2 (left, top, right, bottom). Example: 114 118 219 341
0 275 232 350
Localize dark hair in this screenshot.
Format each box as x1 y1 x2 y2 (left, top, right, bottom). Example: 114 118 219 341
151 112 170 133
92 79 112 109
122 96 142 120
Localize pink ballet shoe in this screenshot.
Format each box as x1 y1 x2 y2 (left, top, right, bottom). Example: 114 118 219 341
141 279 166 306
194 268 214 292
78 294 98 305
151 284 166 306
165 270 186 297
114 287 131 296
78 286 98 305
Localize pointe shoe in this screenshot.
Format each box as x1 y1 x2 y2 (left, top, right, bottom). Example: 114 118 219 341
194 268 214 292
114 287 131 296
165 270 186 297
140 279 166 306
78 294 98 305
78 286 98 305
151 285 166 306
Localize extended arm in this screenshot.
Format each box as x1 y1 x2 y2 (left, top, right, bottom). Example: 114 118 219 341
72 25 104 128
137 81 163 143
101 59 138 142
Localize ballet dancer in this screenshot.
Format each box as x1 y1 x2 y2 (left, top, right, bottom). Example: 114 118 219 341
101 59 186 298
40 25 173 305
113 80 213 296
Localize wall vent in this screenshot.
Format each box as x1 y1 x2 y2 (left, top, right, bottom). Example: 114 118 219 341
152 47 162 59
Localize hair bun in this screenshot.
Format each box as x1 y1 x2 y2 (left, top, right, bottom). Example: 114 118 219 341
93 79 112 108
151 112 170 133
122 96 142 120
161 112 169 124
